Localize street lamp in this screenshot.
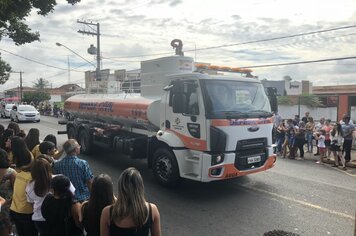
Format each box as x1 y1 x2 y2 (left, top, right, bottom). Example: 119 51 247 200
56 42 96 68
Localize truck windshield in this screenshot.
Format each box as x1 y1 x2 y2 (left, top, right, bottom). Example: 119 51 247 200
202 79 272 119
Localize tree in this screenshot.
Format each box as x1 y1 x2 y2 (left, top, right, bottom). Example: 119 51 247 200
23 91 51 104
0 0 81 84
0 54 11 84
33 78 49 90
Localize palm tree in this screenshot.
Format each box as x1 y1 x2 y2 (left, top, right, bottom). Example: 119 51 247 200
33 78 49 90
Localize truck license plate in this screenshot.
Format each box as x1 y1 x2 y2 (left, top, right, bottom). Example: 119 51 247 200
247 156 261 164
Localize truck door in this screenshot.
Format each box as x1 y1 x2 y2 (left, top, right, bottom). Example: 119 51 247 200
167 80 207 151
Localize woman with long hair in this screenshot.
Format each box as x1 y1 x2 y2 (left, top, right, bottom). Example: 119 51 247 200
7 122 20 136
25 156 53 235
330 123 346 170
100 167 161 236
41 175 83 236
0 148 16 217
80 174 115 236
9 136 37 236
24 128 40 156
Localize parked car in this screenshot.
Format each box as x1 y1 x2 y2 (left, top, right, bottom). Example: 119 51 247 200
10 105 40 123
0 104 15 118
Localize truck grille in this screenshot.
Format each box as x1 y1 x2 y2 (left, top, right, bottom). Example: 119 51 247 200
234 138 267 170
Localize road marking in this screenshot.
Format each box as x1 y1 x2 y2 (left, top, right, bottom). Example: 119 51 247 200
240 184 355 221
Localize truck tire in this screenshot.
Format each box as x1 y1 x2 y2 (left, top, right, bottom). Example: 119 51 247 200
78 129 93 154
67 126 77 139
152 148 180 187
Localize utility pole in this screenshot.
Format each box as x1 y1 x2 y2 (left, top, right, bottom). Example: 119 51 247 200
11 71 23 103
67 55 71 84
77 20 101 81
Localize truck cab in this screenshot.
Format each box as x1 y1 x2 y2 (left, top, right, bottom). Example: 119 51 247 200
153 73 276 184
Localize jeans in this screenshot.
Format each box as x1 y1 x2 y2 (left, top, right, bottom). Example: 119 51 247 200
276 136 285 153
306 132 313 152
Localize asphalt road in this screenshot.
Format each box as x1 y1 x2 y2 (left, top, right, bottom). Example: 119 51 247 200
1 116 356 236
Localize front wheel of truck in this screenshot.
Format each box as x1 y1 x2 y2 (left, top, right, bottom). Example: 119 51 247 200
152 148 180 187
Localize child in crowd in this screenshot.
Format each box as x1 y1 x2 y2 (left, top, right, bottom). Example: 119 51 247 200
288 127 296 159
314 130 326 164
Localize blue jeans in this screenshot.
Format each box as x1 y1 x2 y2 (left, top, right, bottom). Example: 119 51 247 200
276 136 285 153
306 132 313 152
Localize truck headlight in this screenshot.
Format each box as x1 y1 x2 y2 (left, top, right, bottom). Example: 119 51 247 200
211 154 224 165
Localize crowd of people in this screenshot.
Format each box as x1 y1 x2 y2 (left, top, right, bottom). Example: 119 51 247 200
0 122 161 236
274 111 355 170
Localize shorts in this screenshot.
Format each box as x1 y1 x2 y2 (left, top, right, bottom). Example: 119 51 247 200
318 147 326 152
325 140 331 147
330 144 341 151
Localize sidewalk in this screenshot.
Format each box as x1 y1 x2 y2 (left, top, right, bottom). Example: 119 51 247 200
321 150 356 168
277 147 356 168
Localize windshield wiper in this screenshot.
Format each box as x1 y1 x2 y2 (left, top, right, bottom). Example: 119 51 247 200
247 110 273 117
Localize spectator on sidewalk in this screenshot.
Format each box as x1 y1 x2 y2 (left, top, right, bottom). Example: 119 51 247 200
305 117 315 153
330 123 346 170
302 111 310 124
80 174 115 236
314 117 326 156
322 119 333 159
100 167 161 236
9 136 37 236
7 122 20 137
314 130 326 164
294 121 306 160
276 120 286 155
341 115 355 163
53 139 93 202
282 119 294 158
41 175 83 236
24 128 40 157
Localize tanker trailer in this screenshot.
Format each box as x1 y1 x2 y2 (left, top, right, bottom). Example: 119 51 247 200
62 40 277 186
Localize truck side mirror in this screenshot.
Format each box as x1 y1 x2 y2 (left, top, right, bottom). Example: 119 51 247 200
172 93 187 113
266 87 278 113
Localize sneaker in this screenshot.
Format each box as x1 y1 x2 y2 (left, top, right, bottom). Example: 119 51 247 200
315 161 321 164
331 164 338 167
342 167 347 171
314 153 320 156
296 157 304 160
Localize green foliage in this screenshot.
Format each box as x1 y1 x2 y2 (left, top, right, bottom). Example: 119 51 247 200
277 96 294 105
33 78 49 90
299 95 324 107
277 95 325 107
0 0 80 74
23 91 51 104
0 54 11 84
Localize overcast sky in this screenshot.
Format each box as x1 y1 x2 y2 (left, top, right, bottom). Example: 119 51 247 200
1 0 356 91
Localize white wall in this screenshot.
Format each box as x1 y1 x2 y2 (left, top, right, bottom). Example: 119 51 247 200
49 95 62 103
279 105 356 123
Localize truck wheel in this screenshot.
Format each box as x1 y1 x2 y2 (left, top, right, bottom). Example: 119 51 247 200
67 126 77 139
152 148 180 187
78 129 93 154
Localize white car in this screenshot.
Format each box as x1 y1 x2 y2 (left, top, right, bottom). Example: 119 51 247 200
10 105 40 123
0 104 15 118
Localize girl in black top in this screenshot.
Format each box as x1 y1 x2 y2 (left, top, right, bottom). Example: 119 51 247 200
100 167 161 236
41 175 83 236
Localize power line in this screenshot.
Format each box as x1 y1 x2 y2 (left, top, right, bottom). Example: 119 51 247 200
105 24 356 59
241 56 356 69
0 48 87 72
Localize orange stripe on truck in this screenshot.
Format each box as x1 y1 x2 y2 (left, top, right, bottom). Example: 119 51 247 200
65 97 152 120
211 117 273 127
168 129 207 151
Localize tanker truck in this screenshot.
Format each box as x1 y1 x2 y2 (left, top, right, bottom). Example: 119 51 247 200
61 40 277 186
